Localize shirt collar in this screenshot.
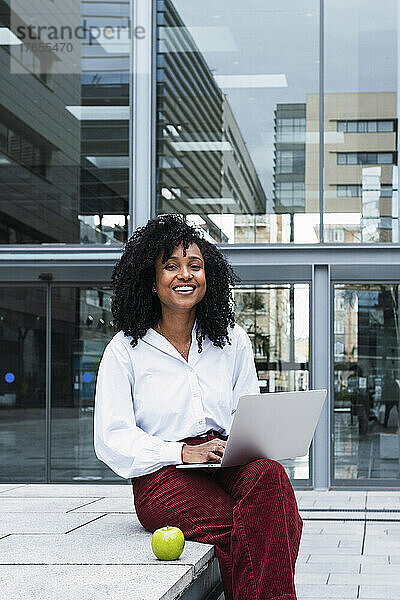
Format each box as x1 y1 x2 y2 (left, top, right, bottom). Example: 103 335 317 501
141 319 202 364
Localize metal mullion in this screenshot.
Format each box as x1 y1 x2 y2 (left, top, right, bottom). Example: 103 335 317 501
319 0 325 242
45 283 51 483
128 0 134 240
331 279 400 285
330 279 335 487
0 282 46 287
150 0 157 219
131 0 154 229
311 264 331 489
308 278 314 487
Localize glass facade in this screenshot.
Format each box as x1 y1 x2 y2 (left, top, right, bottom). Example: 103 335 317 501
325 0 399 243
0 283 310 483
156 0 320 243
334 284 400 482
1 1 400 488
234 285 310 481
0 287 46 481
51 286 115 481
0 0 130 244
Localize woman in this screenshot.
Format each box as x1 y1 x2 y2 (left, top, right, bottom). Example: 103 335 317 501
94 214 303 600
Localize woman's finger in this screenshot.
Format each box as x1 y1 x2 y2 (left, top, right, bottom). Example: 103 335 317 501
208 451 222 462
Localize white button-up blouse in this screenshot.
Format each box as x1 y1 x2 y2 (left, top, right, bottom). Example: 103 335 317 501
94 322 259 479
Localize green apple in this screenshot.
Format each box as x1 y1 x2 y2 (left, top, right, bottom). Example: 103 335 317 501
151 526 185 560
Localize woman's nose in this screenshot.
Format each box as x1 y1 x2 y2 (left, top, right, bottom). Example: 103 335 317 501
178 265 191 278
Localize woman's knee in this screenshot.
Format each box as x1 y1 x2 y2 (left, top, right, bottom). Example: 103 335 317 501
252 458 287 484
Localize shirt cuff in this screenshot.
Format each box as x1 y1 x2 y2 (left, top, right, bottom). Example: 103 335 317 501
160 441 186 465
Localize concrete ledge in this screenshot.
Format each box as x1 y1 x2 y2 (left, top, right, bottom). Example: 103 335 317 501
178 557 224 600
0 484 223 600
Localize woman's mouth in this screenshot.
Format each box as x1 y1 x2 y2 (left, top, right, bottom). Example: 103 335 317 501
172 285 196 295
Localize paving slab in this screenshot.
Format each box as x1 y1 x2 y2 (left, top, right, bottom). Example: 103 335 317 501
69 497 135 513
300 510 366 520
0 513 107 535
329 573 400 585
302 532 362 543
367 492 400 496
65 513 148 536
0 485 27 493
364 541 400 554
304 521 364 531
359 586 400 599
365 512 400 521
295 584 358 598
294 553 310 563
300 499 366 510
0 564 194 600
307 554 389 565
366 496 400 509
296 562 359 574
301 546 363 555
0 485 132 498
364 534 400 544
294 572 328 584
0 531 214 575
0 498 102 513
360 563 400 574
366 522 400 533
387 554 400 563
301 534 343 544
300 535 362 554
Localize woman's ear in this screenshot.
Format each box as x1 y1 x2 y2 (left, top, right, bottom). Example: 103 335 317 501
152 284 157 293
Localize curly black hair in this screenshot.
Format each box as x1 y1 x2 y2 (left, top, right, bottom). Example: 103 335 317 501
111 214 240 352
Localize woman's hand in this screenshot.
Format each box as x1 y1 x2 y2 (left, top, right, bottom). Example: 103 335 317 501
182 439 227 464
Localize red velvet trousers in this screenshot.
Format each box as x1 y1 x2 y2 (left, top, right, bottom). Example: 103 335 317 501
131 432 303 600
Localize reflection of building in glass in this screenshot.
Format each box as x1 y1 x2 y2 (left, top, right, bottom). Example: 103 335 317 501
0 0 129 244
157 0 267 243
308 92 398 242
274 93 398 243
0 285 114 481
52 287 113 410
273 104 306 216
0 288 46 409
334 290 358 362
0 0 81 243
234 286 309 394
78 2 130 244
334 286 400 457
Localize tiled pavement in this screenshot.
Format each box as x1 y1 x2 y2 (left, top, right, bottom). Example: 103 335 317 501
1 485 400 599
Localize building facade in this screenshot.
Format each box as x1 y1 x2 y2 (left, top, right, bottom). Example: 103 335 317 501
1 0 400 488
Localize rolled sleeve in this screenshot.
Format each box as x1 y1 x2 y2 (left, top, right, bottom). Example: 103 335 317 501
94 340 185 478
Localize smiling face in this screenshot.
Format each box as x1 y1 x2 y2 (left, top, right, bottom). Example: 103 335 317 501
153 243 206 312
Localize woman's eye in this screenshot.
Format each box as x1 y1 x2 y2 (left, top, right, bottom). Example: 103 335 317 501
165 265 176 270
191 265 201 270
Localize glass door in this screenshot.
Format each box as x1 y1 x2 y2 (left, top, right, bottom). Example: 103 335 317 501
0 286 46 481
333 284 400 484
0 280 312 484
234 284 311 484
51 285 118 482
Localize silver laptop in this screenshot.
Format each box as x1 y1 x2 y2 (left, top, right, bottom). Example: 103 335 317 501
176 389 327 469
